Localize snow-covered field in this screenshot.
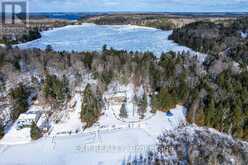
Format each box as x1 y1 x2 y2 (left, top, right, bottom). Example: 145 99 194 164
0 80 187 165
17 23 206 60
0 128 155 165
0 105 186 165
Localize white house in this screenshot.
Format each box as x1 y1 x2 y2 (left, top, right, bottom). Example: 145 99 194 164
105 91 127 105
37 113 50 132
16 111 41 129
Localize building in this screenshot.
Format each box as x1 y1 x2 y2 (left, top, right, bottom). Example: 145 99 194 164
37 113 50 132
106 92 127 105
16 111 41 129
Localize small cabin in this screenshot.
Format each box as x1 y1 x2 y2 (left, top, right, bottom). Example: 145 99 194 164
106 92 126 105
16 111 41 129
37 113 50 132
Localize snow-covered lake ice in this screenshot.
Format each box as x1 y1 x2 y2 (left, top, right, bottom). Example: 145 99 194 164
17 23 194 56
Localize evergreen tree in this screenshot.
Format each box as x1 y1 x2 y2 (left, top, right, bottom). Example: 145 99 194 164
119 103 128 118
81 84 101 127
232 99 243 137
137 95 147 119
21 28 41 42
152 88 177 112
45 45 53 52
102 44 107 52
10 84 29 121
83 53 93 69
30 122 42 140
43 74 70 103
232 100 242 127
0 124 4 139
0 53 5 68
177 79 189 102
205 97 216 127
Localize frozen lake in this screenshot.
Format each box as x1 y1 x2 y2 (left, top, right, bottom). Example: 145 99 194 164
17 23 193 56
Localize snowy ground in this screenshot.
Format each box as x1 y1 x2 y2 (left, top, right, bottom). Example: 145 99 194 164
0 122 31 145
0 105 43 145
0 128 155 165
47 81 186 139
241 31 248 39
0 105 186 165
0 80 187 165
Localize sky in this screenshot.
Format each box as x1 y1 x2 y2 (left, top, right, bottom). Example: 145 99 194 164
27 0 248 12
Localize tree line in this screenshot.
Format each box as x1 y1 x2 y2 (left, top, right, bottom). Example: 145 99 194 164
0 46 247 140
169 17 248 66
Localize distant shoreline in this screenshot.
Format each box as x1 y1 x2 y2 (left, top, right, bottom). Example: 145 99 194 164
1 12 247 21
28 12 248 18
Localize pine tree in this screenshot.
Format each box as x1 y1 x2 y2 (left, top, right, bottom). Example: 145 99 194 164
45 45 53 52
102 44 107 52
177 78 189 102
10 84 29 121
152 88 177 112
233 99 242 125
81 84 101 127
43 74 70 103
138 95 147 119
205 97 215 127
30 122 42 140
119 103 128 118
0 124 4 139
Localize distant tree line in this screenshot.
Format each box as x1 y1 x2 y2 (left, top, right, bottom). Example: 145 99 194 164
86 15 176 30
169 17 248 65
0 28 41 45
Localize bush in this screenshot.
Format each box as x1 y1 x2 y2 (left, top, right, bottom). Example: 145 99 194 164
30 122 42 140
